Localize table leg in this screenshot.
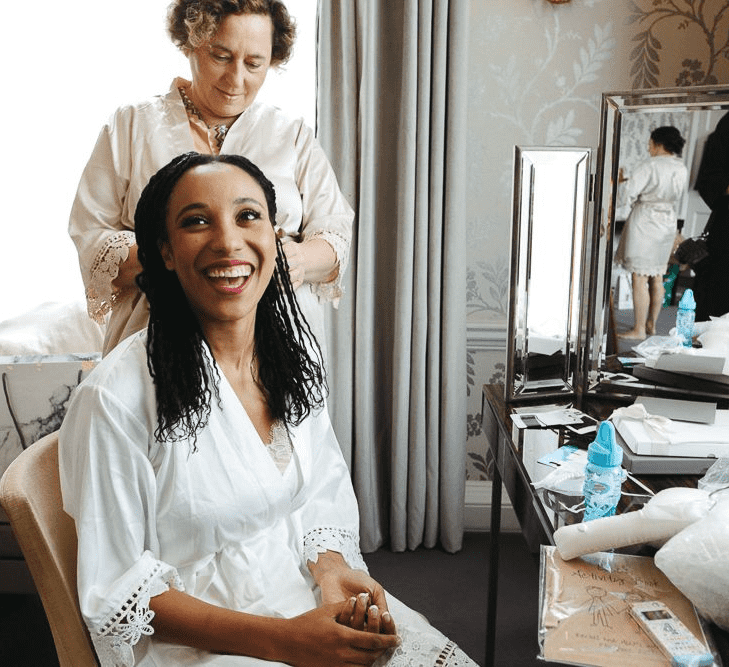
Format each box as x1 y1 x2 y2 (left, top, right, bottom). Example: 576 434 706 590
485 466 502 667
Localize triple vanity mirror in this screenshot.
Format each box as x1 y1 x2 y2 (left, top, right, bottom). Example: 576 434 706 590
505 147 591 400
506 84 729 402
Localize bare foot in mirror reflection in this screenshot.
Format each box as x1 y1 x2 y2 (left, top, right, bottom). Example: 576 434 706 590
617 329 647 340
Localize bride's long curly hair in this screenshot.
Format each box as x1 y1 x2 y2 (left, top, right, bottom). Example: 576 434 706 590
135 151 325 444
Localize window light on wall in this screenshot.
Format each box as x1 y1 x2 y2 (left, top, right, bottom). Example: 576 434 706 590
0 0 316 323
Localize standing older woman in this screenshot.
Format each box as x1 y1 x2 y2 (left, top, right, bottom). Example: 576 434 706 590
615 125 688 339
69 0 351 356
59 152 477 667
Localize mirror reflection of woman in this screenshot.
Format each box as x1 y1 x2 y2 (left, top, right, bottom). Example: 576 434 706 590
614 126 688 340
70 0 352 358
59 153 479 667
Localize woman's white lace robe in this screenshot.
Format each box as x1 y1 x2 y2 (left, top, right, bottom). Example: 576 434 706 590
59 332 476 667
615 154 689 276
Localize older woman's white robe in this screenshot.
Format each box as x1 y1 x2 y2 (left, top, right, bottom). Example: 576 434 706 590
68 78 353 356
59 332 476 667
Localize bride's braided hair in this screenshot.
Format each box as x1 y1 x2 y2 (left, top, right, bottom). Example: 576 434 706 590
135 151 325 444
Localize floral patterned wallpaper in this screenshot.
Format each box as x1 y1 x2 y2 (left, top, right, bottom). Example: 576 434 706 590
464 0 729 481
628 1 729 88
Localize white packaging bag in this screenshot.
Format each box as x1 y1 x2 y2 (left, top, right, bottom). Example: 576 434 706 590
655 496 729 632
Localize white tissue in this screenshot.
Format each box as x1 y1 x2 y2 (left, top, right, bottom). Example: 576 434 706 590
698 329 729 356
697 312 729 357
532 457 587 496
632 334 684 360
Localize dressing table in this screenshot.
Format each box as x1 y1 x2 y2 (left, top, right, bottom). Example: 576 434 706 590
493 84 729 667
481 383 729 667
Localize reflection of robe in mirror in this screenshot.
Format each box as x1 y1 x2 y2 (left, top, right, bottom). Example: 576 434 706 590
694 112 729 321
614 155 687 276
614 141 688 339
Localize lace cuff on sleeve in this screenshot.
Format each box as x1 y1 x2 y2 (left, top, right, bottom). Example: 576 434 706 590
306 230 350 307
303 526 368 573
375 633 477 667
86 231 136 324
90 559 184 667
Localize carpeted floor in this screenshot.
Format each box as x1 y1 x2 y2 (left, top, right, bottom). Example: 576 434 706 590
0 531 550 667
0 593 59 666
364 531 547 666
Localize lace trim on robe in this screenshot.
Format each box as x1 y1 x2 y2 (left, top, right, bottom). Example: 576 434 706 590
303 526 368 573
305 229 350 307
376 632 477 667
91 560 184 667
626 265 668 278
266 419 293 474
87 230 136 324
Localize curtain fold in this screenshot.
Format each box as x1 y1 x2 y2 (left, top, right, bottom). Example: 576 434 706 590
317 0 469 553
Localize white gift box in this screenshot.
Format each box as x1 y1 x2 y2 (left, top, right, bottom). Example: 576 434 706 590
612 407 729 458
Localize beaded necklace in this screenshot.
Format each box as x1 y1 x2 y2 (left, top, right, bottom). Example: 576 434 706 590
178 86 235 150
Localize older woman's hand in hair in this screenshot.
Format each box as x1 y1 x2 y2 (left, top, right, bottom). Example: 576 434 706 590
281 237 339 290
111 244 143 294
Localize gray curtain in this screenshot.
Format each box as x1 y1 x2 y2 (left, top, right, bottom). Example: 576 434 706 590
316 0 469 553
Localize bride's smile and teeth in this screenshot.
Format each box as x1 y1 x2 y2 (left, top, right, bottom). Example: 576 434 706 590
204 260 253 293
163 162 277 329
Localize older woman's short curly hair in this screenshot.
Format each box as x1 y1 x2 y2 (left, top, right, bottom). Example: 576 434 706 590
167 0 296 66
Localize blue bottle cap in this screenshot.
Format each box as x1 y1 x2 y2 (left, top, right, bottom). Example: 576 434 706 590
587 421 623 468
678 288 696 311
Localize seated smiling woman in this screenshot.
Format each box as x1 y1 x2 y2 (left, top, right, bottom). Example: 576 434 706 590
59 153 478 667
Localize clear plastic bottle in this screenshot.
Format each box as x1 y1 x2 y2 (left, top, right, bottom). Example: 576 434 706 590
676 288 696 348
582 421 625 522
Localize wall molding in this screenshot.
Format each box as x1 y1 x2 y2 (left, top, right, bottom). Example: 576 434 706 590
466 320 508 352
464 480 519 533
465 321 513 533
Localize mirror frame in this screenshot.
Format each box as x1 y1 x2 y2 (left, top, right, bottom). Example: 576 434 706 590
505 146 591 401
582 84 729 399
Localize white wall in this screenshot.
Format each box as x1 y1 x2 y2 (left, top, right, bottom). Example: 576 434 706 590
0 0 315 322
